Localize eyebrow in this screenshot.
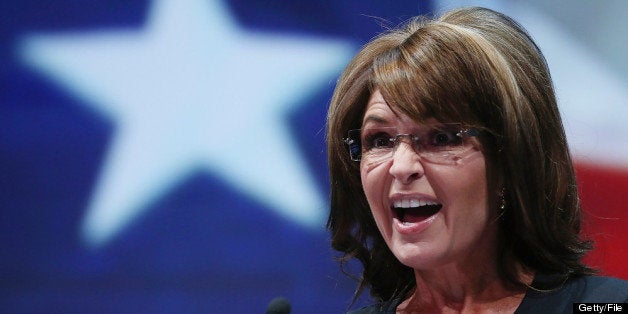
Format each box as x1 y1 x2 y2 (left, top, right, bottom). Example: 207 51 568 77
361 114 389 126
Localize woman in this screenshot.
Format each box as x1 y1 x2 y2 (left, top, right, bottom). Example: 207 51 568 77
326 7 628 313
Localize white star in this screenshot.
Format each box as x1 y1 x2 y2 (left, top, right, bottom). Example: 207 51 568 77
20 0 354 248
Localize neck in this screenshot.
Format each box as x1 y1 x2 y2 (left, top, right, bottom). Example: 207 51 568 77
399 262 533 313
397 226 534 313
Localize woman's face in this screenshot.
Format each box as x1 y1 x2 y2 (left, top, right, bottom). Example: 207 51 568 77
360 89 497 271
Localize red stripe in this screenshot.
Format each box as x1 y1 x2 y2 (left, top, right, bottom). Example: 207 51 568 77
576 162 628 279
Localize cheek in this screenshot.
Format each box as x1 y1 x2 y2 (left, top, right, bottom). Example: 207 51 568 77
360 163 387 205
461 160 488 208
431 156 490 220
360 164 391 224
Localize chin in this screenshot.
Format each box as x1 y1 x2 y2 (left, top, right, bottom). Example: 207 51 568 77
390 241 449 270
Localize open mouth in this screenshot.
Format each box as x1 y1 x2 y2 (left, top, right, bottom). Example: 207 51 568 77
392 199 442 223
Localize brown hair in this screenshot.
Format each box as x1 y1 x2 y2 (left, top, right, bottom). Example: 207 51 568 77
326 6 594 303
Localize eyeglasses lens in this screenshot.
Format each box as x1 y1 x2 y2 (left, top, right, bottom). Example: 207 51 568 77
345 124 477 165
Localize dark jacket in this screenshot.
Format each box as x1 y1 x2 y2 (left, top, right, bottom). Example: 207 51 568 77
348 275 628 314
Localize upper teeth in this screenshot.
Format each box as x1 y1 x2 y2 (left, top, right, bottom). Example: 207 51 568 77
393 199 439 208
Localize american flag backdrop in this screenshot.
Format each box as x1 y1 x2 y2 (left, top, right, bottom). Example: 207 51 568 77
1 0 626 313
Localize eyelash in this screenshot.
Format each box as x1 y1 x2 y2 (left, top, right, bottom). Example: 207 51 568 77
361 128 462 150
363 132 394 149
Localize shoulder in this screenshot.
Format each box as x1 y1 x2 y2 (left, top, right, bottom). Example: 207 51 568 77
516 275 628 314
577 276 628 302
347 299 400 314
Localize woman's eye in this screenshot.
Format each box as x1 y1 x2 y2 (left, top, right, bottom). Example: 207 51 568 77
364 133 393 149
429 130 461 146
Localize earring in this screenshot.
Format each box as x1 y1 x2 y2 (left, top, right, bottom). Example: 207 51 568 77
496 188 506 221
499 188 506 211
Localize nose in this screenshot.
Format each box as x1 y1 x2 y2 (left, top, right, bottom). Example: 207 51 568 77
388 140 424 184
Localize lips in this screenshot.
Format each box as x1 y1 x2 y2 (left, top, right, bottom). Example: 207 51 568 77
392 198 442 224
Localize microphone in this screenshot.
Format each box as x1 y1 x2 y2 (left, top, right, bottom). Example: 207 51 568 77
266 297 291 314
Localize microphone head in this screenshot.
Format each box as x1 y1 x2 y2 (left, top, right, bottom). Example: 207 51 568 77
266 296 291 314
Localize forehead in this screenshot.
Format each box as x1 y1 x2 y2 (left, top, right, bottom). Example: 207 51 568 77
362 89 418 126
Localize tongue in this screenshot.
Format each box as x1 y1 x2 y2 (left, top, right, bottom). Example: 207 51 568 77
403 205 440 223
